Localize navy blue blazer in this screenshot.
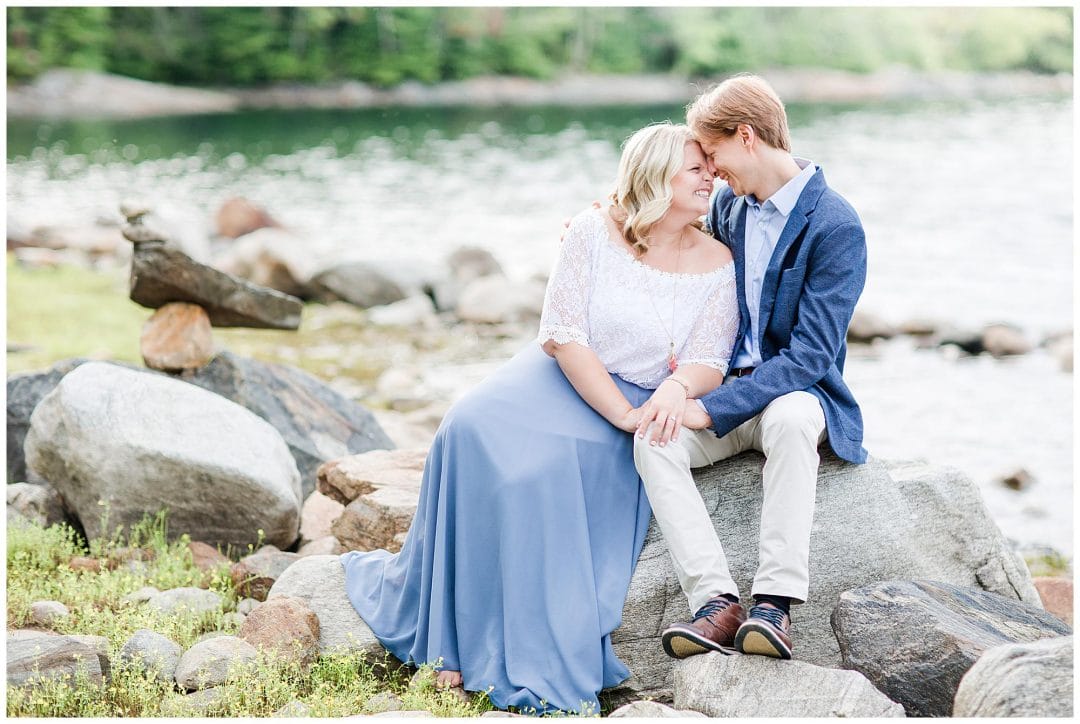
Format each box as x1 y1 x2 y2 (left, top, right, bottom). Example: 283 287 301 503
702 167 868 464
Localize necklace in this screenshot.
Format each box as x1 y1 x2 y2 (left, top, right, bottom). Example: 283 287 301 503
642 228 686 373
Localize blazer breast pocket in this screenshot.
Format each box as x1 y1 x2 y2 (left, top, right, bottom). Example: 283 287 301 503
770 266 807 331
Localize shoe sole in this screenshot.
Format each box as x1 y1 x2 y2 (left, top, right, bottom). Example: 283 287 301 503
734 624 792 659
662 627 737 659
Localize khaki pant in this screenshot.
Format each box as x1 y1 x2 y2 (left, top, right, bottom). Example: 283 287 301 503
634 390 826 613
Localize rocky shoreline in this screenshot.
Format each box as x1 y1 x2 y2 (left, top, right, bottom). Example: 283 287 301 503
7 67 1073 120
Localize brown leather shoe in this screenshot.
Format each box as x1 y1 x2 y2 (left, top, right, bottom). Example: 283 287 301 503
734 602 792 659
661 596 746 659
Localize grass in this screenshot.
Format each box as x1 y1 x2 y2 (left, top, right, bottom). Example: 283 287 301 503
5 514 501 717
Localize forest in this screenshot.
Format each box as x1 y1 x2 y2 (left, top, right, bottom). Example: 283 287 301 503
7 6 1074 87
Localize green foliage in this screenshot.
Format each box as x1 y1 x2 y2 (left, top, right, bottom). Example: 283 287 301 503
6 515 497 717
5 7 1073 87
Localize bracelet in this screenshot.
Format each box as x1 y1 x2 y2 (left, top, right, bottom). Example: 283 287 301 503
664 376 690 396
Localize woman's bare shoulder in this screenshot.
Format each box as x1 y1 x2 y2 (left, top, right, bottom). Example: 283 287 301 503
687 226 734 270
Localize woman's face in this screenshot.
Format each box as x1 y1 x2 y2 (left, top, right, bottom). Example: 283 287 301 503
669 141 714 217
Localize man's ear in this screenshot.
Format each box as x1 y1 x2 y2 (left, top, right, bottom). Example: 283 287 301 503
737 124 755 148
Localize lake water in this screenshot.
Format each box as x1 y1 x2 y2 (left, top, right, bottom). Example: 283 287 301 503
7 95 1074 556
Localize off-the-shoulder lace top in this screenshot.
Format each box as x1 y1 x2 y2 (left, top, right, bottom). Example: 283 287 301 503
537 208 740 390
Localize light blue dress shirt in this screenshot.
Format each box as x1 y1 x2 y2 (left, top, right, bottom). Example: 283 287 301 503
730 158 816 369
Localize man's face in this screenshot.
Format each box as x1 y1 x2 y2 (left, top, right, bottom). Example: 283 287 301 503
700 133 753 198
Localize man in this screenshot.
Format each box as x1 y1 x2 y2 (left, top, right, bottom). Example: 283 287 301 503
634 73 867 660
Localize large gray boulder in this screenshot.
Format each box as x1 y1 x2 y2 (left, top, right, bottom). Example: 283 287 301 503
307 261 410 308
7 630 105 688
266 555 385 659
182 350 394 499
119 629 182 683
610 455 1040 700
832 580 1072 717
25 362 301 550
953 635 1073 717
673 652 905 717
174 636 258 691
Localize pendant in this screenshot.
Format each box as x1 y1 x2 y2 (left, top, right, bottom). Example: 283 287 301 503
668 343 678 372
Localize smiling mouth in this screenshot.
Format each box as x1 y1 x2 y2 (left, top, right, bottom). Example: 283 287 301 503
693 190 711 198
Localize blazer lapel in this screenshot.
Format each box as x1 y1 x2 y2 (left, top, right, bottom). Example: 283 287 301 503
756 169 827 346
727 197 752 347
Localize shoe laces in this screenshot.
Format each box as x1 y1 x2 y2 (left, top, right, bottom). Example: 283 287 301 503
749 604 787 629
691 597 732 622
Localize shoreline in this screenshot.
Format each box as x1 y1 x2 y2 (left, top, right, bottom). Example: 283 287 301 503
7 67 1073 121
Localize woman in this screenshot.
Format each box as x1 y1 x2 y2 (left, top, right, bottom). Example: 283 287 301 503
340 123 740 714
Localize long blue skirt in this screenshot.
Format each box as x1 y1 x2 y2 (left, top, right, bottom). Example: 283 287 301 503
340 343 654 714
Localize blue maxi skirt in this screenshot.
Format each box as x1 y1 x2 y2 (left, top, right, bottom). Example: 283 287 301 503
340 343 654 714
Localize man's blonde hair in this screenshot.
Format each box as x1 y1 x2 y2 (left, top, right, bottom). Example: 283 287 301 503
686 73 791 152
612 122 696 255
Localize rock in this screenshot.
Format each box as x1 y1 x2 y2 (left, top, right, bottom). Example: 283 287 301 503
167 685 226 715
320 449 426 553
236 598 260 616
274 700 313 717
174 635 258 691
370 409 439 450
831 579 1071 717
140 302 214 372
897 317 941 336
982 323 1033 357
121 586 160 604
429 246 505 312
953 635 1073 717
266 555 385 658
147 587 224 617
121 200 213 262
238 595 320 669
608 700 706 717
195 631 230 644
938 327 985 355
215 197 281 240
368 295 438 328
673 653 904 717
188 541 231 572
298 536 343 557
67 556 102 573
317 448 427 505
846 310 897 342
6 358 87 483
998 467 1036 491
221 612 246 630
230 550 302 601
66 634 111 681
7 68 240 120
214 227 314 298
609 455 1041 701
13 246 94 270
119 629 182 683
364 691 404 713
308 261 409 308
455 274 546 324
180 350 395 499
129 242 303 330
1033 577 1073 626
6 482 71 527
29 600 70 627
300 491 345 545
25 362 301 550
7 630 105 688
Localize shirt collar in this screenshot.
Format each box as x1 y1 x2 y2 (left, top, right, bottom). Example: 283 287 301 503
747 158 816 217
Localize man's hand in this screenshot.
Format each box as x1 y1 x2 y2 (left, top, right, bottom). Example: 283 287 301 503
682 399 712 430
561 200 604 241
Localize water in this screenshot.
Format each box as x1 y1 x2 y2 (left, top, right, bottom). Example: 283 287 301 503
7 96 1073 556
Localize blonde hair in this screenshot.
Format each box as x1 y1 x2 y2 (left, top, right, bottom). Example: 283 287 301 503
612 122 696 255
686 73 791 152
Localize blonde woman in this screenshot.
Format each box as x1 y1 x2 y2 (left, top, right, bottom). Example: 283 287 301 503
340 123 739 715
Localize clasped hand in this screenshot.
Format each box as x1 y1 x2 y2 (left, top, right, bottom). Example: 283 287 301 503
612 380 712 445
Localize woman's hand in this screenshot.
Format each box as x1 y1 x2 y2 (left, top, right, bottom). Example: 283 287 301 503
636 379 687 446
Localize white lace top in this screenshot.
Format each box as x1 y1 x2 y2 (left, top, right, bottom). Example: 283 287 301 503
537 208 740 390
